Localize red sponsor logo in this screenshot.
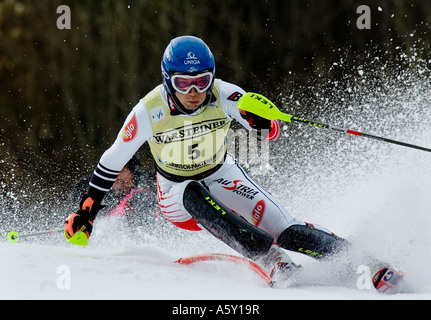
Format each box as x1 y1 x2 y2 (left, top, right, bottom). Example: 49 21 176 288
222 179 243 191
123 113 137 142
252 200 265 226
168 96 176 111
217 178 259 200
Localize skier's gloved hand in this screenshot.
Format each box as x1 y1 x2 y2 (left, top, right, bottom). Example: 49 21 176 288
239 109 280 141
64 194 104 240
239 109 271 130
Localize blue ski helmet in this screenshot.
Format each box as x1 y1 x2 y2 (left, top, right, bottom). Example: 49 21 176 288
161 36 215 114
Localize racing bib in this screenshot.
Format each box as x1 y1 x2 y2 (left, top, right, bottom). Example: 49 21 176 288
145 81 231 178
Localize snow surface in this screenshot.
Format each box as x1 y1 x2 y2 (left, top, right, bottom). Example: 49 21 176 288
0 240 425 300
1 208 430 300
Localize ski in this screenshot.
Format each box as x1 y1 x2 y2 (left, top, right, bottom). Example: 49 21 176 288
176 253 274 287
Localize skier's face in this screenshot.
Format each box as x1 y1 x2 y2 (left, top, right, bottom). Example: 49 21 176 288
175 88 206 111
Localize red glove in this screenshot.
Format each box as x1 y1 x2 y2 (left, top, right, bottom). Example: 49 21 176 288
240 109 271 129
239 109 280 141
64 195 103 240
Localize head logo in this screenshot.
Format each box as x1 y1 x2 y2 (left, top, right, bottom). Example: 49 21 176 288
252 200 265 226
123 113 137 142
188 67 199 73
162 68 170 80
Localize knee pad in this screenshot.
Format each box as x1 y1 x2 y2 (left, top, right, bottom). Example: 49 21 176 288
277 224 350 259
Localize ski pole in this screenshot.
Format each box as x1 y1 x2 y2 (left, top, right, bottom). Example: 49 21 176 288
238 92 431 153
7 228 64 243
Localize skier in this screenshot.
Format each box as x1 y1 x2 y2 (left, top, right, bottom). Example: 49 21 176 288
64 35 403 293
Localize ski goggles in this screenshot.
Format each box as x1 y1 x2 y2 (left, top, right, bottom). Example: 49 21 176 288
171 72 213 94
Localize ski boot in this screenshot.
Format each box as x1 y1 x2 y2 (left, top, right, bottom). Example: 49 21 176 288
259 243 302 286
372 267 404 294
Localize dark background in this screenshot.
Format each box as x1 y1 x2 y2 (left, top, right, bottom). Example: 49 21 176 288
1 0 430 193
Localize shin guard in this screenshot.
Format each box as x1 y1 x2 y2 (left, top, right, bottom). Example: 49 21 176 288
183 181 273 260
277 224 350 259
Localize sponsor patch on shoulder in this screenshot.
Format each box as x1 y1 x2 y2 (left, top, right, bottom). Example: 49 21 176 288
227 92 243 101
123 113 138 142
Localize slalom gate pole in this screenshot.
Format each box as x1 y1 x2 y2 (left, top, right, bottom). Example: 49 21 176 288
289 116 431 153
238 92 431 153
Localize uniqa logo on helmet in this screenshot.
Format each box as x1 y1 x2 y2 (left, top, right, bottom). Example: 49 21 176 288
184 51 201 65
183 51 201 65
184 59 201 65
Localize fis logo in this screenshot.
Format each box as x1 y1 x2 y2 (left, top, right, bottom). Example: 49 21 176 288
149 105 166 123
123 113 137 142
